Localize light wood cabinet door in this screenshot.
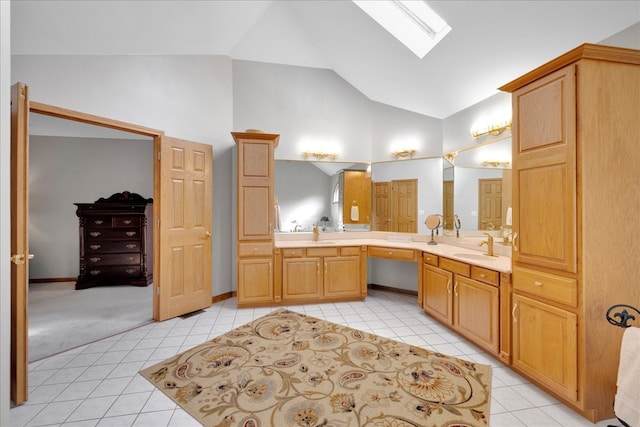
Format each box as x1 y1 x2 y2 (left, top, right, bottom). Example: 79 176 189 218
343 170 371 225
282 257 322 300
238 258 273 305
422 264 453 325
512 294 578 401
324 255 360 298
511 65 577 273
454 276 499 355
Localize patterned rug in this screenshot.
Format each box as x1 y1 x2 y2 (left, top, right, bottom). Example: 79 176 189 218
140 308 492 427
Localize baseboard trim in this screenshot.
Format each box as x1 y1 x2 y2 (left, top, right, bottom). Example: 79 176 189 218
30 277 76 284
212 291 235 304
368 283 418 296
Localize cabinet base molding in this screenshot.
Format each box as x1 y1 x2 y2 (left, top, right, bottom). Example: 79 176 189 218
368 283 418 296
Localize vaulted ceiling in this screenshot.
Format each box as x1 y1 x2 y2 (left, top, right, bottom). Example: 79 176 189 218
11 1 640 119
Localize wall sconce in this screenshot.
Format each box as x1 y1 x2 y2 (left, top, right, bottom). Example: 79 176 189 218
471 119 512 139
391 149 416 159
443 151 458 165
302 151 338 160
483 160 511 167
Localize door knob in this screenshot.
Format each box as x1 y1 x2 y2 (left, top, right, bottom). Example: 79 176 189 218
10 253 34 265
204 231 212 238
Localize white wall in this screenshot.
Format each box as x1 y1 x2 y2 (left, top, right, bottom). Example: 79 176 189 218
29 135 154 279
0 1 10 423
12 54 235 296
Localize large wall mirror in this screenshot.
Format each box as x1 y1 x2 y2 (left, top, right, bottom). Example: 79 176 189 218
444 137 512 232
274 160 369 232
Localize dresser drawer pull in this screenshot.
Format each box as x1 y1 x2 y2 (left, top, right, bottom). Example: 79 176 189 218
388 251 393 255
126 244 137 249
90 244 101 250
93 220 104 225
480 273 486 278
125 231 137 237
127 256 134 261
89 257 101 263
90 270 101 276
125 269 136 274
90 232 101 237
426 257 432 261
123 220 132 225
534 281 543 286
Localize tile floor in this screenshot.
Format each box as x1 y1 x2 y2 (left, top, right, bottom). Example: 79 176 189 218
10 289 622 427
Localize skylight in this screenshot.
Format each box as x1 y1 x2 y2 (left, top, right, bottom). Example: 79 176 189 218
353 0 451 59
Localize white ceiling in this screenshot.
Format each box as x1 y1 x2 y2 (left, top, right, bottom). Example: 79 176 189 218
11 0 640 119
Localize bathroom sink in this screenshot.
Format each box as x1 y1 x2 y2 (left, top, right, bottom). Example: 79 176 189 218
451 252 496 261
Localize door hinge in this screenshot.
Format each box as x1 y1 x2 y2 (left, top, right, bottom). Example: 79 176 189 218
157 150 161 161
156 286 160 296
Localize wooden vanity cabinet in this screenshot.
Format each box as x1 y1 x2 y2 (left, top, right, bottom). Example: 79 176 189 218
233 131 279 307
422 255 501 356
500 44 640 421
281 246 366 303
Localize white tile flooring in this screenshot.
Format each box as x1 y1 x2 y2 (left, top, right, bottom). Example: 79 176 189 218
10 289 622 427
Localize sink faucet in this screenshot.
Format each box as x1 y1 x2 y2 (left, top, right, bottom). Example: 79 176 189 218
293 224 304 232
312 225 320 242
477 232 495 256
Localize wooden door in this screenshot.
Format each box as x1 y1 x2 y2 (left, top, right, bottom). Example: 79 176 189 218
453 276 499 354
478 178 502 230
324 255 360 298
422 264 453 324
512 294 578 401
372 182 391 231
442 180 454 230
282 257 322 300
157 136 213 321
392 179 417 232
343 170 371 225
10 82 30 405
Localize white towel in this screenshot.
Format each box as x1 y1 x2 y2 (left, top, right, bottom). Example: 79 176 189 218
505 207 512 226
614 326 640 427
350 205 359 222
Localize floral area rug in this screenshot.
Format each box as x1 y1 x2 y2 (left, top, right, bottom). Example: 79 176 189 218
139 308 491 427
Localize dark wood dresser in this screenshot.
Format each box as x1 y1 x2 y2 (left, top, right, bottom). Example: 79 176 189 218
75 191 153 289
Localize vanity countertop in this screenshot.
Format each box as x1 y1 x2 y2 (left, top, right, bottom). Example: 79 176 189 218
274 231 512 273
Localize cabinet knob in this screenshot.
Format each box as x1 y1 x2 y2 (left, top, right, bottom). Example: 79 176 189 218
534 281 543 287
480 273 486 278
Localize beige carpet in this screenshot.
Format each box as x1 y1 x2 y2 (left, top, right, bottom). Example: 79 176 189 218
140 308 491 427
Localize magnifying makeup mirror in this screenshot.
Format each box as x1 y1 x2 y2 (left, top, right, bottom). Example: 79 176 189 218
425 214 440 245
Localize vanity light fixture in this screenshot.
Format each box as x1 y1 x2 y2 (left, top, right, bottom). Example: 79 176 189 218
482 160 511 167
302 151 338 160
392 148 417 159
471 119 512 139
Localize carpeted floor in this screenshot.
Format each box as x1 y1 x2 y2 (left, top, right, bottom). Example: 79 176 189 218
140 308 492 427
28 281 153 362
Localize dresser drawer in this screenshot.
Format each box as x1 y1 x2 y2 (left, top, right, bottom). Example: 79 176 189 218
440 257 470 277
113 217 142 227
85 266 143 279
86 241 141 253
85 253 141 266
86 228 141 240
513 266 577 307
471 265 499 287
368 246 416 261
238 242 273 257
423 253 439 266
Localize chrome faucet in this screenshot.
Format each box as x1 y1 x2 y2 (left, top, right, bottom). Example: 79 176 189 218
293 224 304 232
477 232 495 256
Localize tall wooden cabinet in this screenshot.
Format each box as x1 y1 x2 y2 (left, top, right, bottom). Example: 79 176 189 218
232 131 279 307
500 44 640 422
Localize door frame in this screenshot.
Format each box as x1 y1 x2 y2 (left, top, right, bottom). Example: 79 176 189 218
28 101 165 319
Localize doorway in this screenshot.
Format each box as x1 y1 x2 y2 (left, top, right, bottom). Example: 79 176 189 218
478 178 503 230
28 112 155 361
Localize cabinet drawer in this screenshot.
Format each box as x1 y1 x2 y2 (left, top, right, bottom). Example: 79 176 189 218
368 246 416 261
86 228 140 240
471 265 499 287
84 216 112 227
282 248 305 258
340 246 360 256
440 257 470 277
513 266 577 307
307 247 339 257
423 253 439 266
86 241 141 253
85 253 141 266
238 242 273 257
